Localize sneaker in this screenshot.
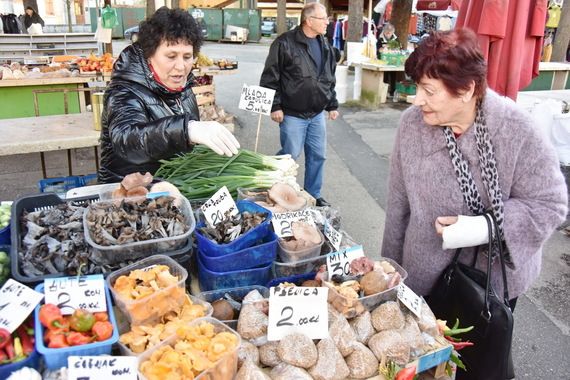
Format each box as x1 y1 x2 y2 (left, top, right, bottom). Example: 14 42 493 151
315 197 331 207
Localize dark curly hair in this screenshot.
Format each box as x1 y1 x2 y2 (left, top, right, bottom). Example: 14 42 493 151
405 28 487 99
138 6 203 59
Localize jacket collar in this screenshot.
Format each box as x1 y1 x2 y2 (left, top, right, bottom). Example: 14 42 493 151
421 89 505 157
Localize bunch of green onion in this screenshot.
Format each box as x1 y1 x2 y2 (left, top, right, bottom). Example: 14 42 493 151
155 146 299 200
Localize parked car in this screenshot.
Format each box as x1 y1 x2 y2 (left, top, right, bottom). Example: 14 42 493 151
261 21 275 36
124 25 139 42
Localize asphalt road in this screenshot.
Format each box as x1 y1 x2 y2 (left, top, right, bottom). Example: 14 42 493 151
0 38 568 379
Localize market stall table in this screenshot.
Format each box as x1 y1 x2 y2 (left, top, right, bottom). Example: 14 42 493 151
0 113 100 178
350 61 406 107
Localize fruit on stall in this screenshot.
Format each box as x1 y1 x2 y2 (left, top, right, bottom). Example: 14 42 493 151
0 203 10 229
76 53 114 73
0 251 9 286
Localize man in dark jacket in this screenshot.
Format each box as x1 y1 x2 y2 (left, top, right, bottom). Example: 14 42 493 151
260 3 339 207
99 7 239 183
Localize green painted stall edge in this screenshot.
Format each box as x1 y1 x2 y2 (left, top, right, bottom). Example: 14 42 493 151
89 7 146 39
0 84 82 119
522 71 554 91
247 9 261 42
190 8 223 42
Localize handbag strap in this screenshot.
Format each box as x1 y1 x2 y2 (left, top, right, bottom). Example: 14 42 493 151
487 212 511 306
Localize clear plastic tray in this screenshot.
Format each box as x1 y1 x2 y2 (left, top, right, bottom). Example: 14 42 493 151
107 255 189 326
83 195 195 264
276 229 324 263
273 252 329 277
325 257 408 319
117 294 213 357
137 317 240 380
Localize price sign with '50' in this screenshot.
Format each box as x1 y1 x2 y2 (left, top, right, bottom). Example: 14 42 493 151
271 210 315 238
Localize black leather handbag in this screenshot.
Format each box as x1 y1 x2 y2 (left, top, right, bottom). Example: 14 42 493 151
428 213 514 380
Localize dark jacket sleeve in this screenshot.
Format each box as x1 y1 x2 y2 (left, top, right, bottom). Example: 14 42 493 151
105 89 192 166
36 14 44 27
260 39 283 112
324 44 338 112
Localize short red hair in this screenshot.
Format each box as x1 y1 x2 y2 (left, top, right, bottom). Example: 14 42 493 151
405 28 487 98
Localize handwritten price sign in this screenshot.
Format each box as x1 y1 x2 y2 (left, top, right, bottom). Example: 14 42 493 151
268 286 328 341
323 220 342 251
0 279 44 333
201 186 239 227
326 245 365 278
271 210 315 238
238 84 276 116
397 283 422 318
44 274 107 315
68 356 138 380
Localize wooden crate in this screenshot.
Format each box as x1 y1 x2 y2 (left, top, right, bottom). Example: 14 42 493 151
192 84 214 95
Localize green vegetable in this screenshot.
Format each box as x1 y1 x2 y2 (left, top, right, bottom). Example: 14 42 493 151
0 251 9 286
155 146 299 200
0 203 11 229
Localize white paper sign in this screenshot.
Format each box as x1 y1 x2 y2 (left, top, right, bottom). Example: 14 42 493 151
323 220 342 251
397 283 422 318
201 186 239 227
271 210 315 238
239 84 276 116
326 245 365 278
44 275 107 315
0 279 44 333
68 356 138 380
268 286 329 341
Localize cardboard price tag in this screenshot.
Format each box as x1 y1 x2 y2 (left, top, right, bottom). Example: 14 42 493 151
323 220 342 251
239 84 276 116
200 186 239 227
326 245 365 278
0 279 44 333
271 210 315 238
397 283 422 318
44 274 107 315
68 356 138 380
268 286 329 341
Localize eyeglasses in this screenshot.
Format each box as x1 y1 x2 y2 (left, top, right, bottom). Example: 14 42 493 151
310 16 328 21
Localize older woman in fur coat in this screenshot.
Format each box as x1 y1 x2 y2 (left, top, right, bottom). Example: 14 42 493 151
382 27 567 301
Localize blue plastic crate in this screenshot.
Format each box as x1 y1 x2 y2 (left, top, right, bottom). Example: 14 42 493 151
0 224 9 245
34 280 120 370
198 231 278 272
0 347 40 379
195 200 273 257
197 253 272 292
79 173 98 187
38 176 83 195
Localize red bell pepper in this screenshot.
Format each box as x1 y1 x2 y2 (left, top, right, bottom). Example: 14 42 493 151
39 304 65 330
17 325 34 355
47 333 69 349
66 331 94 346
395 365 417 380
3 336 14 360
0 328 11 349
0 348 7 363
94 312 109 322
91 321 113 342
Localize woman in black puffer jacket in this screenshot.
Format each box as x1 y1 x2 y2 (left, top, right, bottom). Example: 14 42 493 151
98 7 239 183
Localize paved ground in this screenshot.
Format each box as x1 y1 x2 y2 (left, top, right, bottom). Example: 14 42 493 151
0 38 568 379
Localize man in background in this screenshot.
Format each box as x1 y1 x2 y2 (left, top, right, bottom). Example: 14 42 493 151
260 3 339 207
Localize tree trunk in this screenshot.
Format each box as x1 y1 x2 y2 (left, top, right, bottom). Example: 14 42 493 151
171 0 179 8
276 0 287 35
347 0 363 42
66 0 73 32
23 0 39 12
391 0 413 50
146 0 156 18
552 3 570 62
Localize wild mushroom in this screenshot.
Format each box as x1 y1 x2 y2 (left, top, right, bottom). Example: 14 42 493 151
267 183 306 211
291 222 322 245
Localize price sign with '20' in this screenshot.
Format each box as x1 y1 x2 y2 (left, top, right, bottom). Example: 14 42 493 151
271 210 315 238
201 186 239 227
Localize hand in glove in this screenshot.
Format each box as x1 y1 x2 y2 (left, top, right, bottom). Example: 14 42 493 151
188 120 240 157
435 215 490 250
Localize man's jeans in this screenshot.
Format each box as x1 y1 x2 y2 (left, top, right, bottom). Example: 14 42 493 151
278 112 326 199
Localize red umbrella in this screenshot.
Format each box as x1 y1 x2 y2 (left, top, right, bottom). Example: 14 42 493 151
456 0 548 100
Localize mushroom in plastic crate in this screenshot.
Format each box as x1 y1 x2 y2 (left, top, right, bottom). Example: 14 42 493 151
194 200 273 257
107 255 189 326
137 317 240 380
34 282 120 370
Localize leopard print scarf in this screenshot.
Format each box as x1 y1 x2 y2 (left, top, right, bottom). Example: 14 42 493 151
442 99 514 268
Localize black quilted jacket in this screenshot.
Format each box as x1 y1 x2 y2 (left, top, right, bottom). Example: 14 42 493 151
98 43 199 183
